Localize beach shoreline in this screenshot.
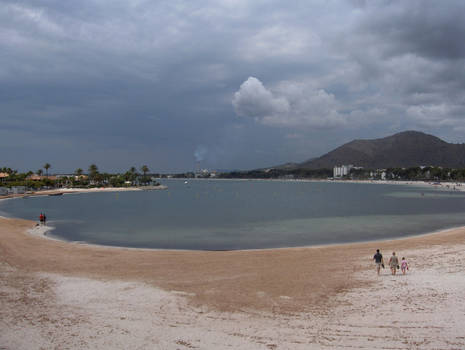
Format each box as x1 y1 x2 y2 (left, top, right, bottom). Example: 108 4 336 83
167 176 465 188
2 180 465 349
17 215 465 254
2 215 465 349
2 178 464 252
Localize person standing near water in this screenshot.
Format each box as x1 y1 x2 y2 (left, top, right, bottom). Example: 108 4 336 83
39 213 44 225
373 249 384 275
388 252 399 275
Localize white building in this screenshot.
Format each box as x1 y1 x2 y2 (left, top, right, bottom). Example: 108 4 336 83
370 169 387 180
333 165 354 178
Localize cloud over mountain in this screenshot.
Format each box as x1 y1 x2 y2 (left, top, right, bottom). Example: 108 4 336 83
1 0 465 171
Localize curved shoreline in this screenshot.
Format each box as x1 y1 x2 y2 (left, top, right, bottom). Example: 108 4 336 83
2 179 465 252
2 181 465 313
2 215 465 303
21 216 465 254
3 211 465 348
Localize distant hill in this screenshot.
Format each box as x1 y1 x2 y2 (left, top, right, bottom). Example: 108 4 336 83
297 131 465 169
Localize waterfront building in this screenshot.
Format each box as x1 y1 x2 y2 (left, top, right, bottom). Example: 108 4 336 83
333 165 354 178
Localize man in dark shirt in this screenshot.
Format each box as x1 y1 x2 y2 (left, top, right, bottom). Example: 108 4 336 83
373 249 384 275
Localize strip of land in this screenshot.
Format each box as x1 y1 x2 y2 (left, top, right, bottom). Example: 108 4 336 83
0 185 167 201
1 178 464 201
1 215 465 349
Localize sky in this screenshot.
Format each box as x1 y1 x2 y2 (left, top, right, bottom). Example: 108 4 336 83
2 0 465 173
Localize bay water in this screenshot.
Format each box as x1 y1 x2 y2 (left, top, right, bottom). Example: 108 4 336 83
1 180 465 250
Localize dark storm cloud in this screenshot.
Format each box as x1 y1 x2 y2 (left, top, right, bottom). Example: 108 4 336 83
2 1 465 172
357 1 465 61
341 1 465 135
236 1 465 139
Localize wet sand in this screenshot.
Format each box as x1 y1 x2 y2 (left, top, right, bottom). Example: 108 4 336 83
2 217 465 349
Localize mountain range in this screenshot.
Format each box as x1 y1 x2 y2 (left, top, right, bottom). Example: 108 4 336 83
284 131 465 170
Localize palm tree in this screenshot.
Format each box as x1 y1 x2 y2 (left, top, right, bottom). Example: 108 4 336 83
88 164 99 183
141 165 149 176
1 167 13 175
129 166 138 183
74 168 83 183
37 169 43 176
44 163 51 178
140 165 149 185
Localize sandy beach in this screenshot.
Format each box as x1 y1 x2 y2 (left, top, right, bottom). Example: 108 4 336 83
1 213 465 349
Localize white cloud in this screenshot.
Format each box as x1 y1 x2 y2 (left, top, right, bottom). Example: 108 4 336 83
239 25 320 61
232 77 346 128
232 77 290 119
6 3 65 37
406 104 463 128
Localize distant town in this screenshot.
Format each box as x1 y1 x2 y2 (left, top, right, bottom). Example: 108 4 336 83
4 131 465 196
2 162 465 196
202 164 465 182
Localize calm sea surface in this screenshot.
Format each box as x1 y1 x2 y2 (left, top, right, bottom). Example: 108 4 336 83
2 180 465 250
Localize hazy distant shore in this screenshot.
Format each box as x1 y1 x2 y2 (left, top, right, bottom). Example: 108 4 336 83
2 178 463 203
174 176 465 192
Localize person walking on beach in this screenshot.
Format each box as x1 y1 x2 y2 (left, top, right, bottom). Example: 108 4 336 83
43 213 47 226
373 249 384 275
388 252 399 275
401 257 409 275
39 213 44 225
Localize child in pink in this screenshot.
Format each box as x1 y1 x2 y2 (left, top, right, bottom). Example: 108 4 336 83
401 257 409 275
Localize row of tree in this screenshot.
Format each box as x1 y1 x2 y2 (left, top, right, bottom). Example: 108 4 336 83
218 168 333 179
367 166 465 181
5 163 465 186
0 164 157 189
1 163 51 177
214 166 465 181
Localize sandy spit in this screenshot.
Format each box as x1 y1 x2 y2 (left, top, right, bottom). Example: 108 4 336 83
1 217 465 349
0 185 167 201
